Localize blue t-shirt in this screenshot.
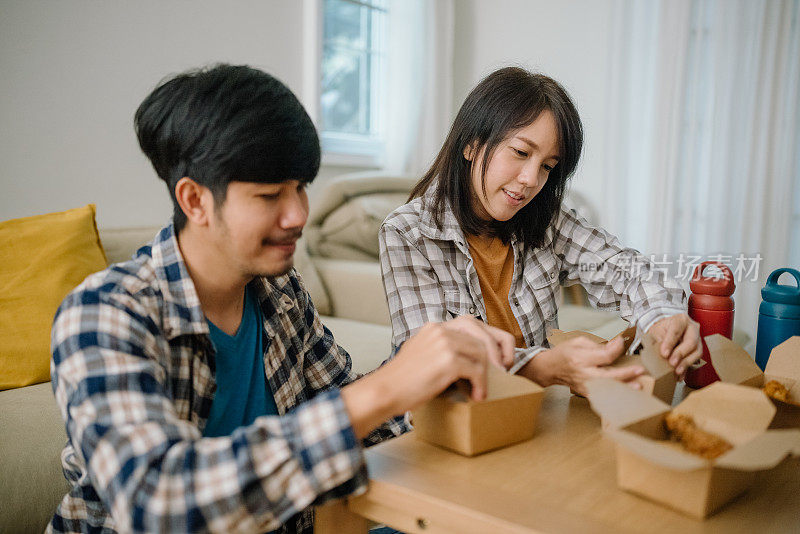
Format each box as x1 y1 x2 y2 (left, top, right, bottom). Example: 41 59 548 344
203 285 278 437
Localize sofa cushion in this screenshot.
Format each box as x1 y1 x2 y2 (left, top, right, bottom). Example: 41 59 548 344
321 316 392 375
293 237 332 316
0 382 70 532
0 205 108 390
313 257 390 326
317 192 409 260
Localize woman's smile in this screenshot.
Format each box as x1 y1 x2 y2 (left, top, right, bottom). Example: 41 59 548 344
502 188 526 205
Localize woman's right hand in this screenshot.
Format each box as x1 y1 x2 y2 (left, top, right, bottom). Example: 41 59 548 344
521 336 646 396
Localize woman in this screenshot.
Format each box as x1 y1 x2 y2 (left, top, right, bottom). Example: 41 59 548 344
379 67 702 395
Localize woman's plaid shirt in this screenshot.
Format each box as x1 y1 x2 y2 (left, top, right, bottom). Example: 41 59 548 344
379 187 686 373
48 224 406 533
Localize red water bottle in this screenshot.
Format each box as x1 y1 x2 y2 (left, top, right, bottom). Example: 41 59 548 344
684 261 735 388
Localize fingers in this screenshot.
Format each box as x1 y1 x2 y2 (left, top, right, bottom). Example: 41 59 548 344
659 315 686 357
571 364 646 397
603 336 626 361
445 316 514 370
675 336 703 379
406 322 486 365
443 329 490 364
388 322 491 410
669 325 699 368
435 328 489 401
559 334 646 394
578 336 625 366
456 355 489 401
571 364 646 396
597 364 647 383
483 323 515 368
444 316 500 366
653 315 702 380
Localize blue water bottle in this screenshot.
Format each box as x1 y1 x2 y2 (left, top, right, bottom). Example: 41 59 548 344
755 268 800 370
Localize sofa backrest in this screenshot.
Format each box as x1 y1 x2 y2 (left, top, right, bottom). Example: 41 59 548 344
99 227 161 264
306 172 417 261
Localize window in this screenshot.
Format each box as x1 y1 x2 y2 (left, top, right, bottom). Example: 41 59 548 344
320 0 387 167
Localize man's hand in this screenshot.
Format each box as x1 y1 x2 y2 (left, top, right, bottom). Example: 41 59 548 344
647 313 703 380
518 336 645 397
341 316 514 438
440 315 515 370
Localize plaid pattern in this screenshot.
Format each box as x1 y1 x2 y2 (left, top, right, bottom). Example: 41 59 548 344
48 224 406 534
379 187 686 373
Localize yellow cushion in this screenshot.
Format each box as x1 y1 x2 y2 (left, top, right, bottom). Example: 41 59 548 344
0 205 108 390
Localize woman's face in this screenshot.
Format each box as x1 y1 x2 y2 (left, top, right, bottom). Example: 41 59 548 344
467 110 560 222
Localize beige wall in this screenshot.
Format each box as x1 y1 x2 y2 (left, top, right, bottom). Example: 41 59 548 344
0 0 359 228
1 1 613 229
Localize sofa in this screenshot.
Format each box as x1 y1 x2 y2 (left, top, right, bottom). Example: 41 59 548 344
0 172 635 532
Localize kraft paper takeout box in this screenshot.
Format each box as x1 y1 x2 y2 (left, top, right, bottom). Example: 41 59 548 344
706 334 800 428
412 365 544 456
587 378 800 519
547 326 677 405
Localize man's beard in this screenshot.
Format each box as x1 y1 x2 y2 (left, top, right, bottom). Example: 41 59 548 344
256 259 294 278
214 209 303 279
260 229 303 248
254 229 302 279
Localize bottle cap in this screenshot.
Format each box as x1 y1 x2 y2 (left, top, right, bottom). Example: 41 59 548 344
690 262 735 297
761 268 800 306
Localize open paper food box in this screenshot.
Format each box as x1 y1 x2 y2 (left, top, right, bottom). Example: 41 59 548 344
412 365 544 456
706 334 800 428
586 377 800 519
547 326 677 405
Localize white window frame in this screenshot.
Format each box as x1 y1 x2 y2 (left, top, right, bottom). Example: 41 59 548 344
303 0 387 168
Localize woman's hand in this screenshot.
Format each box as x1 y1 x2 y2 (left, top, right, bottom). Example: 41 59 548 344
519 336 646 397
647 313 703 380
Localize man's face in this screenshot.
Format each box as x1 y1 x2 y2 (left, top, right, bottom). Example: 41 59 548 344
209 180 309 278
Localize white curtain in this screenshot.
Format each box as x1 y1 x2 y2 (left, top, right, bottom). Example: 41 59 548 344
384 0 454 175
606 0 800 344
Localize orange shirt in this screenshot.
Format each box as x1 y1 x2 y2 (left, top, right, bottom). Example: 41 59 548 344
465 234 526 348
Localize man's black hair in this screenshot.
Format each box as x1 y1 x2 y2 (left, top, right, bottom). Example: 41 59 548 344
134 64 320 232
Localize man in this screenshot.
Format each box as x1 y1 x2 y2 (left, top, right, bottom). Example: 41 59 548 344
48 64 514 533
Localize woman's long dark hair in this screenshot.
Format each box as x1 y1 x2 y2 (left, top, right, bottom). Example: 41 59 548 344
410 67 583 250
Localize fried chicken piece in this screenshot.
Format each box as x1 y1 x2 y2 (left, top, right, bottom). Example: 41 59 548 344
763 380 791 403
664 413 733 460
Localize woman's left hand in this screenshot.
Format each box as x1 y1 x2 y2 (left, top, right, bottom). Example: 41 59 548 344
647 314 703 380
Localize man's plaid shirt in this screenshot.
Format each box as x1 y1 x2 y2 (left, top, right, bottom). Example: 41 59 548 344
379 186 687 373
48 224 406 533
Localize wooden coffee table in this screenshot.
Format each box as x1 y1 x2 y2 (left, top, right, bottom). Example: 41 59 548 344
316 385 800 533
